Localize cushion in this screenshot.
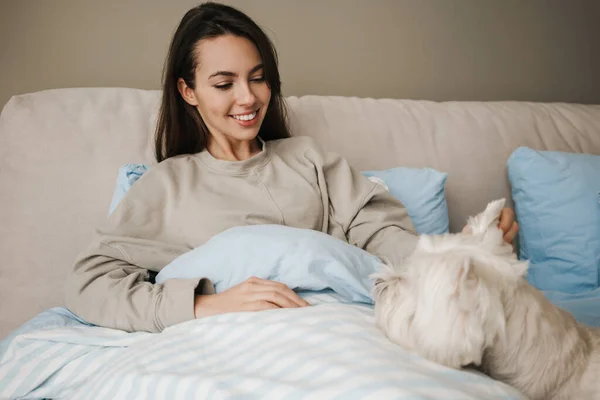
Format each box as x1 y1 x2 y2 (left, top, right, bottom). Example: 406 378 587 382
108 164 449 235
507 146 600 293
108 163 150 214
543 288 600 327
363 167 448 234
155 224 383 304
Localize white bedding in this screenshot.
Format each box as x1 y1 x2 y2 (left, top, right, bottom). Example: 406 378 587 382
0 292 526 399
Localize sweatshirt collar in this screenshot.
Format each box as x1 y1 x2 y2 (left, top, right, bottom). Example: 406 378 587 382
196 137 270 174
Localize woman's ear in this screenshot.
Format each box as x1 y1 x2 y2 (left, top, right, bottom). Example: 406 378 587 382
177 78 199 106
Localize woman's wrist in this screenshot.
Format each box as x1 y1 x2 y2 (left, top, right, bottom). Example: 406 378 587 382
194 294 211 318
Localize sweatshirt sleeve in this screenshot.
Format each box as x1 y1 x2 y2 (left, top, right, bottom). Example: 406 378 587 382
309 143 419 267
64 163 214 333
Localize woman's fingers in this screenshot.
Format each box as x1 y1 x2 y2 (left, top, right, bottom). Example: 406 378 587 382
195 277 310 319
503 221 519 244
251 289 302 308
498 208 515 235
246 277 310 307
243 300 280 312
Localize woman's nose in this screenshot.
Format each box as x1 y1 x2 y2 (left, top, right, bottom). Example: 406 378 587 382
235 83 256 106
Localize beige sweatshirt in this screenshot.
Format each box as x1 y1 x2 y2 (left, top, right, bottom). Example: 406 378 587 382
65 136 417 333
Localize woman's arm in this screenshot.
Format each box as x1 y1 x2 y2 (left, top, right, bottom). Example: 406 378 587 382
309 142 419 267
65 160 309 333
65 166 213 333
311 141 518 265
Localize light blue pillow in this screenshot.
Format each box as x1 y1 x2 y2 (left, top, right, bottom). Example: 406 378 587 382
543 288 600 327
155 224 383 304
363 167 448 234
108 163 150 214
507 146 600 293
108 164 449 235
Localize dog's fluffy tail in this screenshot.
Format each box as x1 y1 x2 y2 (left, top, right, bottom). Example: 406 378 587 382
466 198 506 236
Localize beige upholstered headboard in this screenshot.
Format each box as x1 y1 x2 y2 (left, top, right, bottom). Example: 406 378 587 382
1 88 599 337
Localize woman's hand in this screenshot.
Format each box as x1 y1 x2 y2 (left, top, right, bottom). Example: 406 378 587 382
498 207 519 245
462 207 519 246
194 276 310 318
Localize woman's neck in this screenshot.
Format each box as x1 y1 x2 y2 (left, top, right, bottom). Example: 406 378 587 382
207 136 262 161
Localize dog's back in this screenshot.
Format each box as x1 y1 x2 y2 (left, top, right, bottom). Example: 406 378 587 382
556 326 600 400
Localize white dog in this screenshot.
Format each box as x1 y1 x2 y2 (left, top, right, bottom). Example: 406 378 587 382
372 199 600 400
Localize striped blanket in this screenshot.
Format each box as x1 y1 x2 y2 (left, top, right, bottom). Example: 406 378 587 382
0 291 526 399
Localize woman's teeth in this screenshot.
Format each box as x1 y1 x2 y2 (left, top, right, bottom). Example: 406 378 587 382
232 112 257 121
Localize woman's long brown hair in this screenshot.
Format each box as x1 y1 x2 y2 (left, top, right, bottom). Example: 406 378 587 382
155 2 290 162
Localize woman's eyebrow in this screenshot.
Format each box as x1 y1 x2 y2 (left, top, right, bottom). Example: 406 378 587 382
208 63 264 79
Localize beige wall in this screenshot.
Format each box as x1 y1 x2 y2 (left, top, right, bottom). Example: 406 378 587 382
1 0 599 110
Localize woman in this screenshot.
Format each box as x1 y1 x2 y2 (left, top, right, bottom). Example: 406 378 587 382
65 2 518 333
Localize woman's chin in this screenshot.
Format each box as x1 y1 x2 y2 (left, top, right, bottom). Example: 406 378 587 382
227 120 264 140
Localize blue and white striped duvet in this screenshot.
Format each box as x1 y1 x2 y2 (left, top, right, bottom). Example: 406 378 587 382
0 292 525 399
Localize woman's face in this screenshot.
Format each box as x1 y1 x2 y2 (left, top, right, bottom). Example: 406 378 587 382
179 34 271 146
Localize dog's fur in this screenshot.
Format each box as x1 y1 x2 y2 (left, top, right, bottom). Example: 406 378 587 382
373 199 600 400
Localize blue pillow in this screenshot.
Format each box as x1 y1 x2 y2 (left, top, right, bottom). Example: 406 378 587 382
108 163 149 214
507 147 600 293
363 167 448 234
543 288 600 327
155 224 383 304
109 164 449 234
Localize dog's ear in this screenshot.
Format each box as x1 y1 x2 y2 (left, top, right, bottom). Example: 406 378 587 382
409 256 492 369
455 257 481 306
457 257 476 283
465 198 506 236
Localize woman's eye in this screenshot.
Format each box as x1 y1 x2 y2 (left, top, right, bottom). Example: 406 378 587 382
214 83 233 90
214 77 264 90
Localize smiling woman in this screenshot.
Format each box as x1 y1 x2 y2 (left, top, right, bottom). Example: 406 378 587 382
154 2 290 163
64 1 517 334
177 35 271 161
